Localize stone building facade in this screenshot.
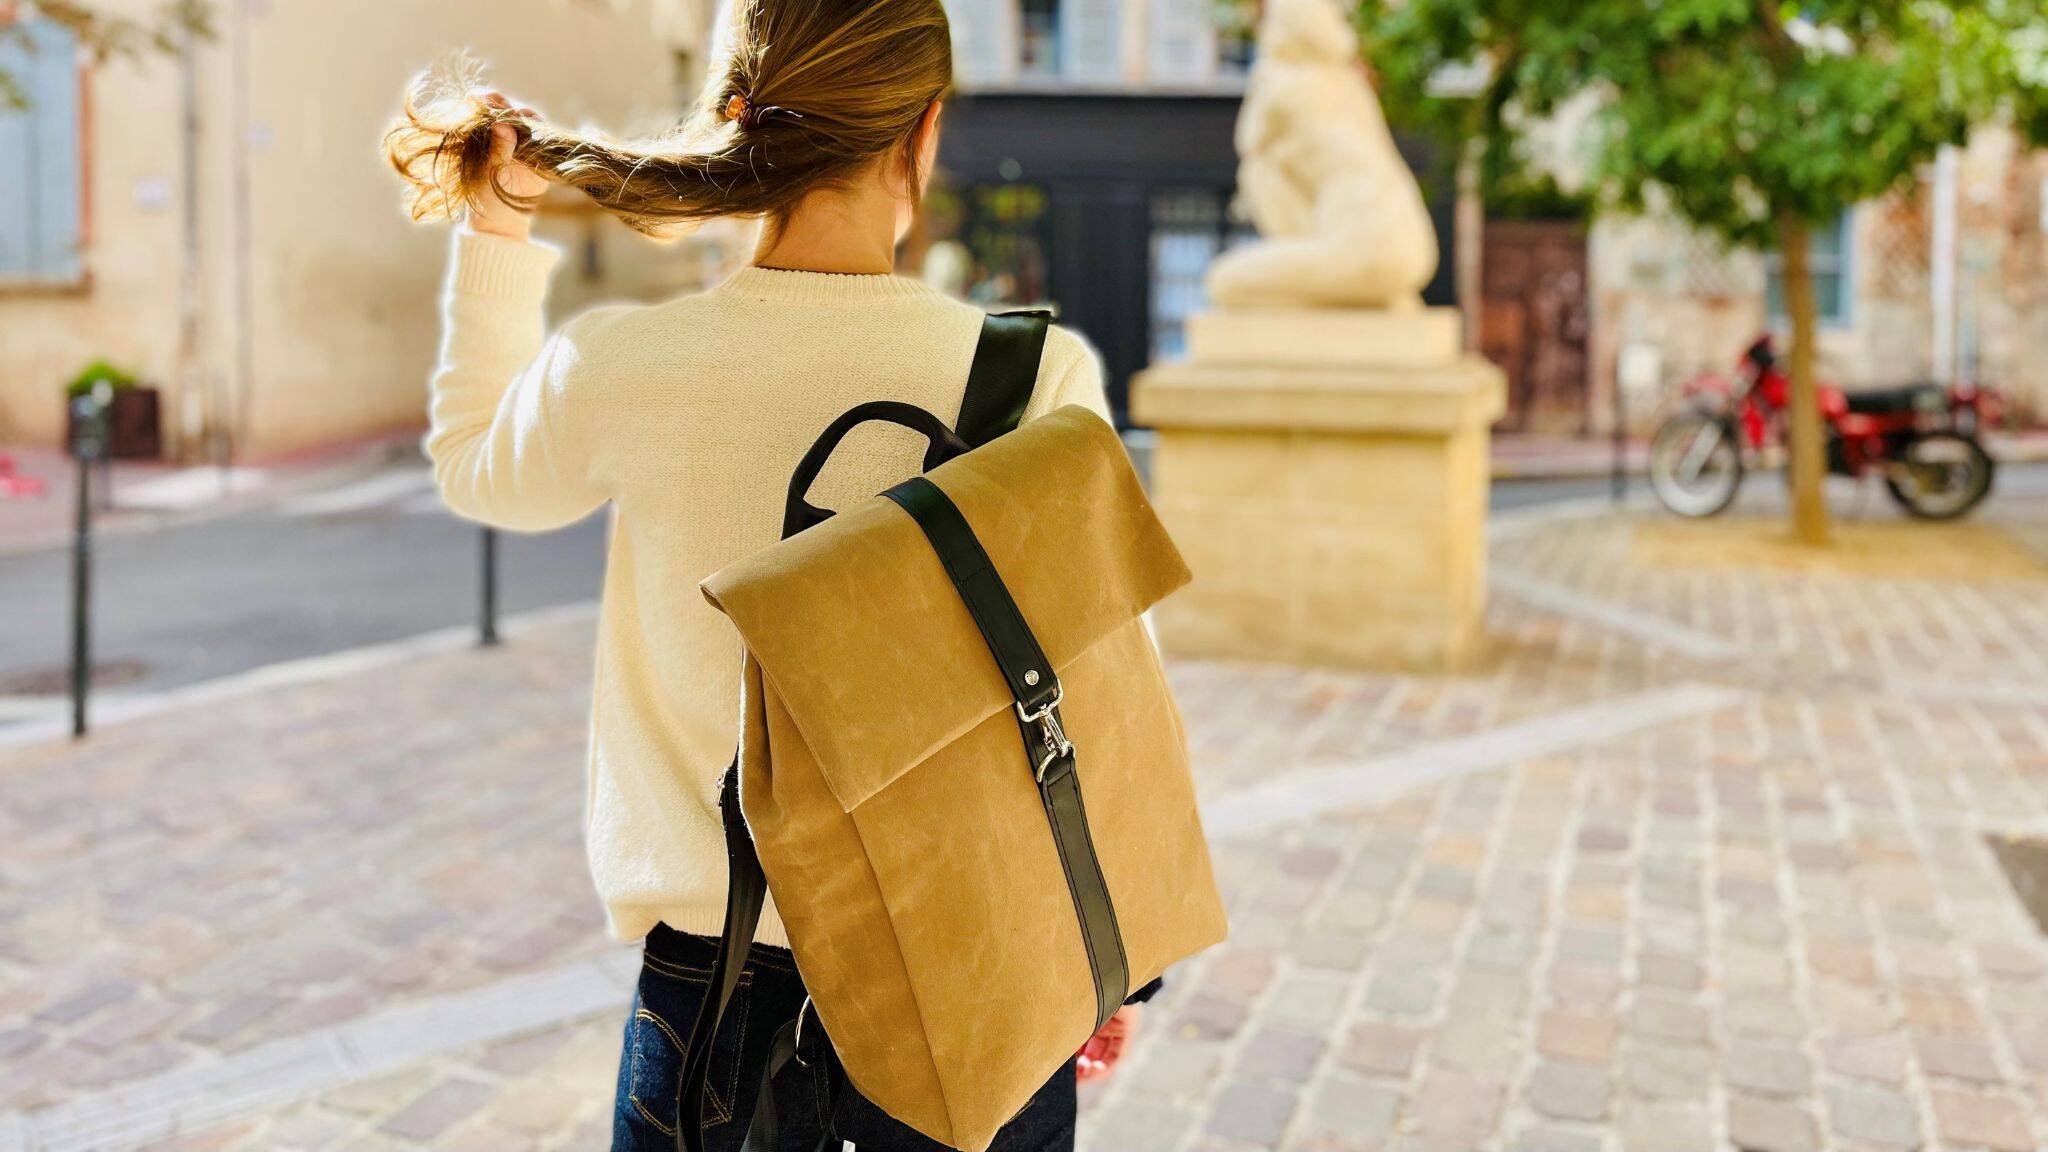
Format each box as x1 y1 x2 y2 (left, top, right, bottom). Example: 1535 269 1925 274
0 0 709 459
1583 129 2048 433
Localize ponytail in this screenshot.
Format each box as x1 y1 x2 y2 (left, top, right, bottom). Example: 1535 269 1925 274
386 0 952 236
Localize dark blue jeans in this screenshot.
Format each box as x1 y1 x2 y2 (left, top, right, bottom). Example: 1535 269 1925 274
613 924 1078 1151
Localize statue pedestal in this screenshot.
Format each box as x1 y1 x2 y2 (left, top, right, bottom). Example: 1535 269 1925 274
1132 308 1506 671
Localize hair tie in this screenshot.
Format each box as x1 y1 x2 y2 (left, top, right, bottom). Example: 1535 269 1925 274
725 92 804 132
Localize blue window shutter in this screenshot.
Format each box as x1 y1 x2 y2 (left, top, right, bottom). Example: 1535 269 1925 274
0 32 33 275
0 19 83 281
31 20 82 281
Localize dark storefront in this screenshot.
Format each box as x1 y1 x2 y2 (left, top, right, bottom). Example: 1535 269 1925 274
936 92 1458 422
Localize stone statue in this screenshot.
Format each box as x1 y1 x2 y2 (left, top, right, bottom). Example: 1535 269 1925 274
1205 0 1439 310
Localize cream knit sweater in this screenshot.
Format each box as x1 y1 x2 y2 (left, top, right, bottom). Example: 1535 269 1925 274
430 229 1110 946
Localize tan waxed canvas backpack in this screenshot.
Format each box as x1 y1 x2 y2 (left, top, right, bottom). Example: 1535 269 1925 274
677 314 1228 1152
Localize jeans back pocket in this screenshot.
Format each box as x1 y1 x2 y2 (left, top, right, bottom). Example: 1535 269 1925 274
618 954 751 1144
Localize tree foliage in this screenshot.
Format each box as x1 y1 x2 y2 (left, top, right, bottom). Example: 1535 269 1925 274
1 1 211 109
1358 0 2048 248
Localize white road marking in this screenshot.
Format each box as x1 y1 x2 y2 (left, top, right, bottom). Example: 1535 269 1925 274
273 469 435 518
1203 681 1747 839
113 467 271 512
1490 567 1741 661
0 951 641 1152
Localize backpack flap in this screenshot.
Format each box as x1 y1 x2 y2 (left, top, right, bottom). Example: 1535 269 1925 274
701 405 1189 813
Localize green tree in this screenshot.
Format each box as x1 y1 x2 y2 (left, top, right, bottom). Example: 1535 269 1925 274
2 1 210 109
1359 0 2048 543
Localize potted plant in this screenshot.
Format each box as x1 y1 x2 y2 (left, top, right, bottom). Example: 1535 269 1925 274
64 360 162 460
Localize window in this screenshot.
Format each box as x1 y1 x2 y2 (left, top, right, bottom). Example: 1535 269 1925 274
0 16 84 285
1018 0 1060 77
1765 212 1852 327
1149 189 1255 361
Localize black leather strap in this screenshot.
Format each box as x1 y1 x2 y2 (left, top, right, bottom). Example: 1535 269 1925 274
676 766 766 1152
954 311 1051 449
882 477 1061 716
742 1014 834 1152
882 476 1131 1030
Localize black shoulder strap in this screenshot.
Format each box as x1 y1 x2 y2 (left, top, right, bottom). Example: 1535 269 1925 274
674 310 1054 1152
881 476 1130 1030
954 310 1052 448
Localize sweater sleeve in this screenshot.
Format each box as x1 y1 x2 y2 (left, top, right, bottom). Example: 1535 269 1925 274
1026 326 1112 424
425 229 608 532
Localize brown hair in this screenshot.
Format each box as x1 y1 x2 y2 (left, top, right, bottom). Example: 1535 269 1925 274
385 0 953 236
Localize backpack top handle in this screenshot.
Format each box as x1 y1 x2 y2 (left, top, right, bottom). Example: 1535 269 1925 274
778 311 1052 540
780 400 971 538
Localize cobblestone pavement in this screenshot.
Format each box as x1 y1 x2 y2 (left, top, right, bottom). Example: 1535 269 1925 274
4 502 2048 1151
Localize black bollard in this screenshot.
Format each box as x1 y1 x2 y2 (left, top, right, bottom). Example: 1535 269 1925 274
479 526 500 647
69 395 107 738
1611 369 1628 504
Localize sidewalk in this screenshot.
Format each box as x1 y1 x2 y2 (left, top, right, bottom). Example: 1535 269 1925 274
0 435 422 556
3 499 2048 1151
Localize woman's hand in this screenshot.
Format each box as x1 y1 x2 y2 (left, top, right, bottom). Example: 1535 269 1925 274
467 92 548 243
1075 1005 1141 1084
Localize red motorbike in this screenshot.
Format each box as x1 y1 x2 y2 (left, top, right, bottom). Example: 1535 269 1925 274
1649 335 1999 520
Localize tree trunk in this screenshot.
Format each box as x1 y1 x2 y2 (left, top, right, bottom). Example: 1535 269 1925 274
1777 212 1830 545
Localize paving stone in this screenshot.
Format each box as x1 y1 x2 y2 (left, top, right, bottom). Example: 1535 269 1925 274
1617 1100 1713 1152
178 993 286 1046
1243 1029 1326 1084
1464 932 1537 972
378 1078 499 1143
0 1028 45 1061
1806 940 1880 986
1548 966 1621 1008
1636 953 1703 992
1205 1081 1297 1146
1978 941 2048 982
1726 993 1807 1040
1722 1042 1811 1099
1134 1040 1225 1099
1363 972 1438 1017
1728 1095 1819 1152
1825 1082 1925 1150
1627 997 1711 1046
1822 1032 1908 1085
1526 1062 1610 1122
1914 1033 2004 1084
1293 1076 1400 1150
1431 1011 1521 1075
1175 992 1250 1041
1621 1045 1714 1102
1339 1022 1422 1078
1508 1126 1602 1152
1296 931 1374 971
1264 975 1351 1030
1899 989 1980 1034
1409 1071 1504 1150
1204 950 1278 1001
1318 892 1388 935
1089 1098 1196 1152
1538 1010 1618 1066
33 979 139 1026
1555 925 1625 964
1929 1088 2035 1152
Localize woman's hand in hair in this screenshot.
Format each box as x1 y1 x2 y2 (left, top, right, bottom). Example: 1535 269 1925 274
467 92 549 243
1075 1004 1142 1083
